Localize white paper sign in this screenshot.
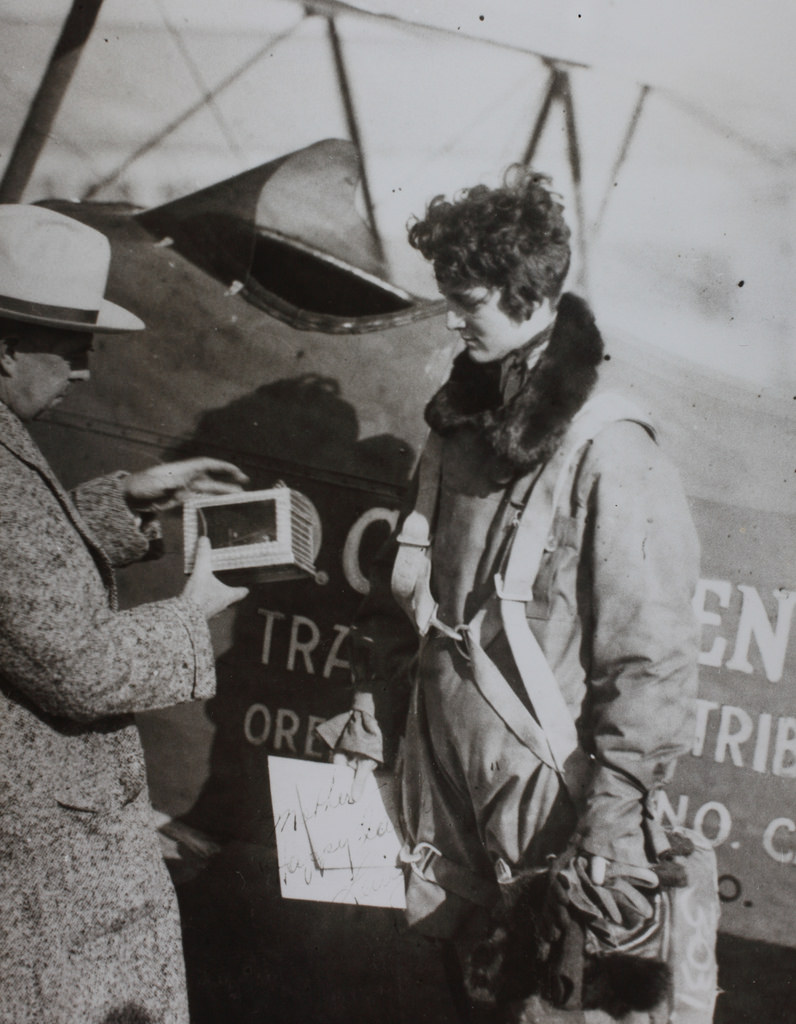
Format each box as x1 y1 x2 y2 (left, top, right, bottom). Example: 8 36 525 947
268 756 406 909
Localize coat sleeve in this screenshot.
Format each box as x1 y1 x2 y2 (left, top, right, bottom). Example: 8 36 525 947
70 472 159 567
573 421 700 868
0 457 215 723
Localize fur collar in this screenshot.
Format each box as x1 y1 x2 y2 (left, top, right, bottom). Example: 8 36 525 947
425 293 604 477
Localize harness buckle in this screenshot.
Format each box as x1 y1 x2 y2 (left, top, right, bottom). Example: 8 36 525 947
450 623 472 662
399 841 441 881
428 614 463 642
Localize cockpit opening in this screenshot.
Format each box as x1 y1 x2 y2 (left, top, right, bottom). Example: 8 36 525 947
247 230 413 319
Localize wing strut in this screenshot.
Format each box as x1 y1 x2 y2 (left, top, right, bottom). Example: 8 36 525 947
521 65 560 167
522 62 588 290
323 13 387 271
0 0 105 202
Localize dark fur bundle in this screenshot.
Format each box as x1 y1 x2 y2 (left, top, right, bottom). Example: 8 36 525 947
464 869 671 1019
425 292 604 477
585 954 671 1019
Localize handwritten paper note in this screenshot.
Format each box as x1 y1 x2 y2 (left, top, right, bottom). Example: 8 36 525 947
268 756 407 909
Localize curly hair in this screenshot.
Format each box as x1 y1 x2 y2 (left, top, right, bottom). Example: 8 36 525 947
407 167 571 321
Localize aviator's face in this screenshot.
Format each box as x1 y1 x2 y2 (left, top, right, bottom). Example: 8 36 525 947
443 287 538 364
0 325 93 420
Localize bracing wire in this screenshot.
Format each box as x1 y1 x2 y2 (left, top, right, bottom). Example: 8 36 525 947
153 0 245 164
592 84 650 234
81 16 305 201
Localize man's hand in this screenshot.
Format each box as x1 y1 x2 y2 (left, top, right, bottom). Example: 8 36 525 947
123 458 249 510
182 537 248 619
332 751 378 800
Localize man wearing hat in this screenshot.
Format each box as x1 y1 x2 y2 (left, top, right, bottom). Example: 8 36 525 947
0 205 249 1024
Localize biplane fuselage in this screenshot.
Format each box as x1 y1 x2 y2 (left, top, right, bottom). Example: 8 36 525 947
26 140 795 951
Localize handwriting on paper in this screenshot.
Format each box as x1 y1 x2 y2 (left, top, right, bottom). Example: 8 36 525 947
268 756 406 908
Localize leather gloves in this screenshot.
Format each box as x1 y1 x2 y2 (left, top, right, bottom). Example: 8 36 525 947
547 848 660 947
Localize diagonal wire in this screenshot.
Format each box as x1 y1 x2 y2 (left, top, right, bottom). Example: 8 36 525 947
153 0 245 164
81 18 304 200
593 83 650 233
1 0 107 202
657 88 794 166
394 66 547 194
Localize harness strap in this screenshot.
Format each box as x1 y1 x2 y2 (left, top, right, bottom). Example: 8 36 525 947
392 392 654 799
483 391 651 798
494 393 654 789
461 603 593 800
501 392 655 601
391 432 455 636
460 612 558 771
399 841 497 908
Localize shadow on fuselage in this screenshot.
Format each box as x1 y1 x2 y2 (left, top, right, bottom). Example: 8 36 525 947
153 372 796 1024
159 373 448 1024
168 371 412 843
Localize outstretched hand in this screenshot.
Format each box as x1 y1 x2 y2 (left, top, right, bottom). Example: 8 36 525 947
123 457 249 510
182 537 248 619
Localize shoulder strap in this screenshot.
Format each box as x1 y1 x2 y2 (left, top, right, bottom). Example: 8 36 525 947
501 391 653 601
493 392 654 785
390 431 459 637
390 394 654 795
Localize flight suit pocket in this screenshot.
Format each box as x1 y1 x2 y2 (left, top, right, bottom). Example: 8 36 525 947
525 512 581 621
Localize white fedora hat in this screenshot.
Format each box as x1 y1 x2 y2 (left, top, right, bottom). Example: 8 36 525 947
0 204 144 333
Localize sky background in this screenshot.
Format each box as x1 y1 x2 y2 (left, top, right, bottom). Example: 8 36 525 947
1 0 794 388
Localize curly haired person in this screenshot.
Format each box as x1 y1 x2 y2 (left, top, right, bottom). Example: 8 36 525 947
320 169 702 1021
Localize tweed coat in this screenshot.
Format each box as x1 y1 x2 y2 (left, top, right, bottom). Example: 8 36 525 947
0 401 215 1024
329 296 700 936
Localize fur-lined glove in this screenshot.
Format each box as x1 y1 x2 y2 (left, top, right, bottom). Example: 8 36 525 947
465 849 671 1016
551 851 659 945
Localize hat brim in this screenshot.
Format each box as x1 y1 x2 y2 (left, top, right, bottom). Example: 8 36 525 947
0 297 144 334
